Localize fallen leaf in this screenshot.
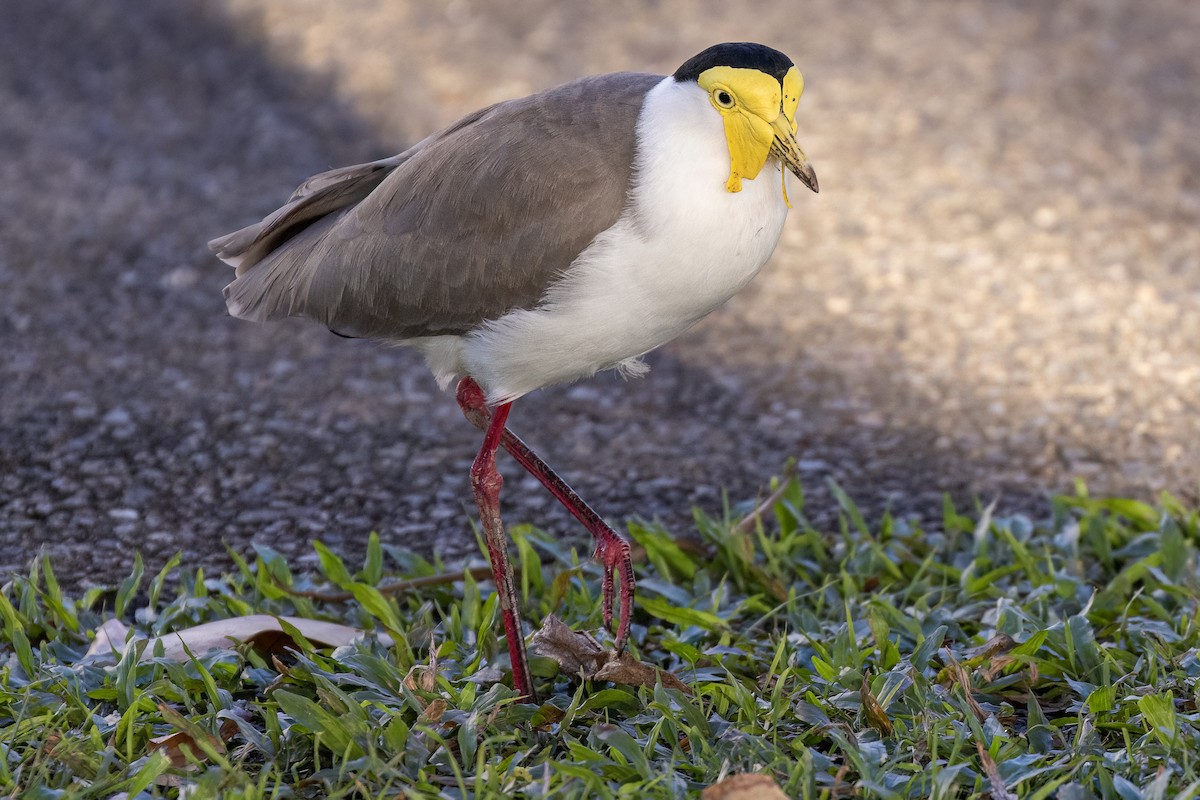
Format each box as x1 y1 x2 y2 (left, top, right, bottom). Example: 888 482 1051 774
966 633 1016 662
979 652 1040 688
148 729 223 768
85 618 130 658
976 741 1018 800
701 773 788 799
940 655 989 722
419 698 448 725
833 764 850 796
42 732 95 776
107 615 393 662
530 614 607 676
149 704 238 767
403 633 441 709
530 703 567 730
531 614 692 694
860 671 893 735
595 652 693 695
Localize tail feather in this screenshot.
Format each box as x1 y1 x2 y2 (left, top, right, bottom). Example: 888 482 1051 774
208 154 408 277
221 210 345 323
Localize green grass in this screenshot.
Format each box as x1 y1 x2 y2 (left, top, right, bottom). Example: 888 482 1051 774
4 475 1200 798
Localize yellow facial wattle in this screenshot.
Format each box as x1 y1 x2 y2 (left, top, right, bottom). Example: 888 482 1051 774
698 65 805 195
781 68 802 133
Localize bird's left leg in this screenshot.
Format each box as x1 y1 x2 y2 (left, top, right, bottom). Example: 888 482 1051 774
456 377 634 653
464 392 536 700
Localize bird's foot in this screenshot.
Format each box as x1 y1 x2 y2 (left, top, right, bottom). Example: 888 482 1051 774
593 528 635 654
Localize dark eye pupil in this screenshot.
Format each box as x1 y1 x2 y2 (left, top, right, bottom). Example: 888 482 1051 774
718 91 732 105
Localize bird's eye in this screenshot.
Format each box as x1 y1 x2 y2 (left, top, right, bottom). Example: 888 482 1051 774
714 90 735 108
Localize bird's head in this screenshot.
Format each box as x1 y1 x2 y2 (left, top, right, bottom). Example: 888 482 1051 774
674 42 818 198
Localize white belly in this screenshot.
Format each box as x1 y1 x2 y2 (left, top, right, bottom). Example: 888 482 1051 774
442 77 791 404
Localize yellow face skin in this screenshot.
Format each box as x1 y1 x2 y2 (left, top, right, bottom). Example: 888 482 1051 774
697 65 816 200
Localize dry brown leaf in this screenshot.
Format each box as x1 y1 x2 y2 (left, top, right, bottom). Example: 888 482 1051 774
942 655 989 722
860 671 893 736
594 652 693 695
114 615 392 662
403 633 441 708
531 614 692 694
980 653 1040 689
701 773 788 800
148 729 223 768
531 703 566 731
979 655 1011 682
952 665 989 722
966 633 1016 661
833 763 851 797
42 732 95 775
149 705 238 768
419 698 448 725
976 741 1018 800
530 614 607 676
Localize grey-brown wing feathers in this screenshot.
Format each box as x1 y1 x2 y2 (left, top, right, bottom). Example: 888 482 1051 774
215 72 659 340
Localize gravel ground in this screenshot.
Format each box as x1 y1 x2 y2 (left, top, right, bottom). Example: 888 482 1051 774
2 0 1198 586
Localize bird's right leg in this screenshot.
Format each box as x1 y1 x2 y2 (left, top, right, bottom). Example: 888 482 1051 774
465 394 536 700
456 377 634 654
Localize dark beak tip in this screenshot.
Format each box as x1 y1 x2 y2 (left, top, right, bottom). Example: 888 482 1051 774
796 165 819 194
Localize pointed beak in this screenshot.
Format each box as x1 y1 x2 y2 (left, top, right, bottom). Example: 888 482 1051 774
770 115 818 193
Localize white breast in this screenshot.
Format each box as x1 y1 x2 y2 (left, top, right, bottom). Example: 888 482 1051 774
444 77 791 404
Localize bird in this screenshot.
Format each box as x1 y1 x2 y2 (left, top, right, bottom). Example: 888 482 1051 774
210 41 817 700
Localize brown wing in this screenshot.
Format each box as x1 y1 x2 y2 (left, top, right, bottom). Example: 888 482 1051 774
215 72 660 339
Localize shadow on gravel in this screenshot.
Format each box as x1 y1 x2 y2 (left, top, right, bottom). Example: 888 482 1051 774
0 0 394 581
0 1 1073 588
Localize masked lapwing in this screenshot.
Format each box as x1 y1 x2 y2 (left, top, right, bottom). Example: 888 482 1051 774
211 42 818 700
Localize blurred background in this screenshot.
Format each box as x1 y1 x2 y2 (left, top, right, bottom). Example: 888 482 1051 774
2 0 1197 585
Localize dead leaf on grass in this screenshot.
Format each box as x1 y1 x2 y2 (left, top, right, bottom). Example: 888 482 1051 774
530 702 567 730
595 651 693 694
980 653 1040 687
530 614 692 694
701 773 788 799
940 655 989 722
860 671 893 735
530 615 607 675
419 698 448 725
42 732 96 776
85 618 130 658
148 728 225 768
976 741 1018 800
149 704 239 768
965 633 1016 662
403 633 441 709
88 615 393 662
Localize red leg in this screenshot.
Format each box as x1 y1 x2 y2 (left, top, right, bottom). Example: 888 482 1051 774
463 393 536 700
456 377 635 653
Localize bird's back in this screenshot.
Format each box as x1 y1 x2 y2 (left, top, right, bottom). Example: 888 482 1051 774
214 72 660 340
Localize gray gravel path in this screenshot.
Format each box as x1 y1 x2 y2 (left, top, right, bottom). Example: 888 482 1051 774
3 0 1198 586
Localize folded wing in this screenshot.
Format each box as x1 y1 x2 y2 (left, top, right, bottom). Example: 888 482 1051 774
214 72 659 340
